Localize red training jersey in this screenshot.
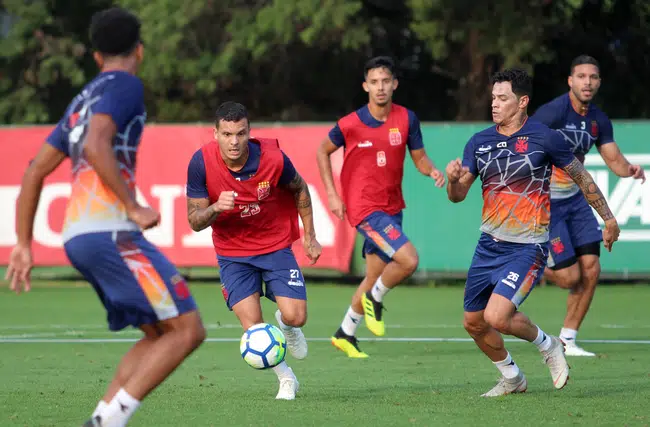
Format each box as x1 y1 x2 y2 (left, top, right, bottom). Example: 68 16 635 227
201 138 300 256
338 103 410 226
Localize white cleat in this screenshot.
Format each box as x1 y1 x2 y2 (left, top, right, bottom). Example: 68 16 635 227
481 373 528 397
275 310 308 359
564 341 596 357
542 336 570 389
275 369 300 400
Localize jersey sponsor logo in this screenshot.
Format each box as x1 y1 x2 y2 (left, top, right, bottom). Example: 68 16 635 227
477 145 492 152
497 141 507 148
257 181 271 200
550 237 565 254
389 128 402 146
377 151 386 167
358 140 373 148
515 137 529 153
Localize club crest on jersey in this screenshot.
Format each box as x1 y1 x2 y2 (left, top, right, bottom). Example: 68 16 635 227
383 224 401 240
515 137 529 153
389 128 402 146
377 151 386 167
257 181 271 200
550 237 565 254
171 274 190 300
590 120 598 138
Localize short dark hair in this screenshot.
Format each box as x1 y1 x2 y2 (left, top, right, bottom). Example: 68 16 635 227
490 68 533 98
570 55 600 75
215 101 248 127
90 8 141 56
364 56 397 78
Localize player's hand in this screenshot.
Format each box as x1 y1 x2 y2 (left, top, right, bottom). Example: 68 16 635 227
446 158 471 184
429 168 446 188
128 205 161 230
602 218 620 252
303 234 322 265
214 191 237 213
629 164 646 184
328 193 346 221
5 244 33 294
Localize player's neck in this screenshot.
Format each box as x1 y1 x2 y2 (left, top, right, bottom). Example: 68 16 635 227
497 113 528 136
367 101 392 122
100 58 138 75
568 91 589 116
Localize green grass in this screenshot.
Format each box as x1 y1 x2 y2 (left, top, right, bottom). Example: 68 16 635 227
1 282 650 426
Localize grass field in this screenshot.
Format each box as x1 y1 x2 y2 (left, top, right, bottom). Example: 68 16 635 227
1 281 650 426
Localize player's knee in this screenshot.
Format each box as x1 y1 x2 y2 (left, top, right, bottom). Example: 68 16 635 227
163 312 206 350
399 253 419 276
580 260 600 288
463 316 490 338
280 309 307 328
554 268 581 289
483 311 510 335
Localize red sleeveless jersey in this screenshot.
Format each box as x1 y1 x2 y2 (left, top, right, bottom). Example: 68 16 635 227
338 104 410 226
201 138 300 257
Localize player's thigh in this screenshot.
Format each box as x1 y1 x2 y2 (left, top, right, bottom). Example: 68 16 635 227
64 231 197 331
357 211 414 267
218 257 264 312
261 248 307 324
464 238 498 313
231 293 264 330
492 242 547 310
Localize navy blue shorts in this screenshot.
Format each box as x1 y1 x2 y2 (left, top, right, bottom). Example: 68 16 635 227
217 247 306 310
464 233 548 312
548 193 602 270
64 231 197 331
357 211 410 263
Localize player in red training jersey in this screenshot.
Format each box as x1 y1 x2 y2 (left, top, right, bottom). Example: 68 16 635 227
186 101 322 400
316 56 445 358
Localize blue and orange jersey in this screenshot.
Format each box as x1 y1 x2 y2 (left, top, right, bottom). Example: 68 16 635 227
531 93 614 199
462 119 575 244
46 71 146 242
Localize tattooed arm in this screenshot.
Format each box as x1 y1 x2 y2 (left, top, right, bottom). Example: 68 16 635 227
562 157 620 250
283 172 322 264
186 191 235 232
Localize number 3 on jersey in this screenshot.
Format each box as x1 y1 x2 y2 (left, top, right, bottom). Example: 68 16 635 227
239 203 261 218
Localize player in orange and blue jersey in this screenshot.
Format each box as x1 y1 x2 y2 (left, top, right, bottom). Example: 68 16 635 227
4 8 205 426
446 68 620 396
532 55 646 356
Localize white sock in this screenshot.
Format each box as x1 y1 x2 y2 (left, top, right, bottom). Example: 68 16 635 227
560 327 577 342
272 361 294 380
370 277 390 302
494 352 520 380
99 388 140 427
275 310 293 331
92 400 108 418
532 326 553 352
340 306 363 336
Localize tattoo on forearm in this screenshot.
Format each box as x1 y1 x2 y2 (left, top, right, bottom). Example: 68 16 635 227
287 173 312 209
563 158 615 221
187 199 218 231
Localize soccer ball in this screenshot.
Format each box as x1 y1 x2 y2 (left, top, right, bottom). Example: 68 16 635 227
240 323 287 369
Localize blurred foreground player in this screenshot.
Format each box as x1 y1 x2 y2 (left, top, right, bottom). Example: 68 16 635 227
317 56 445 358
532 55 646 356
186 101 322 399
4 8 206 426
446 68 619 396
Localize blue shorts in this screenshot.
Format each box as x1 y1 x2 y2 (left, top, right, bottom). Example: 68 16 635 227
548 193 602 270
64 231 197 331
217 247 306 310
464 233 548 312
357 211 410 263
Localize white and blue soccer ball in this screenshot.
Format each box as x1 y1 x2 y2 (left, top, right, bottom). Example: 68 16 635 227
240 323 287 369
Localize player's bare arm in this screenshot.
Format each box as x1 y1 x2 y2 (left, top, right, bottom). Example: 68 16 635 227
446 158 476 203
597 142 646 183
5 144 66 293
409 148 445 188
562 157 620 250
284 172 322 264
186 191 235 232
316 138 346 220
84 114 160 230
